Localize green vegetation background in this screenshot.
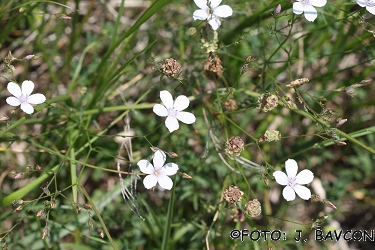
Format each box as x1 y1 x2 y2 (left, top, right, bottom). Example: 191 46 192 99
1 0 375 249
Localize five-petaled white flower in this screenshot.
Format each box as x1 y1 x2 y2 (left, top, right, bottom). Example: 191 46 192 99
356 0 375 15
293 0 327 22
137 150 179 190
193 0 233 30
273 159 314 201
153 90 196 133
6 80 46 114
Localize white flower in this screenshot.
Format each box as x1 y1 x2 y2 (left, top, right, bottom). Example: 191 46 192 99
137 150 179 190
273 159 314 201
193 0 233 30
356 0 375 15
6 80 46 114
153 90 196 133
293 0 327 22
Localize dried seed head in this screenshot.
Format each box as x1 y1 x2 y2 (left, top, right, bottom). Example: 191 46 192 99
244 199 262 217
204 53 223 77
258 93 279 112
225 136 245 156
259 130 281 142
223 186 244 205
161 58 181 77
287 78 309 87
223 98 237 111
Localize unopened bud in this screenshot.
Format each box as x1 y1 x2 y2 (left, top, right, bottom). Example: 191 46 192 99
167 152 178 158
336 141 346 146
98 229 104 238
84 204 92 210
336 118 347 127
42 228 50 239
14 173 23 179
37 210 44 217
0 116 9 122
275 4 281 15
23 55 35 60
323 199 337 210
264 178 269 186
180 172 192 179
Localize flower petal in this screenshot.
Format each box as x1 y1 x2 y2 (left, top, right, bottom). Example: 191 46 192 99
157 175 173 190
295 169 314 184
193 9 209 20
165 116 179 132
6 97 21 107
210 0 222 8
162 163 179 176
28 94 46 105
309 0 327 7
356 0 366 7
194 0 208 10
293 2 304 15
138 160 155 174
153 104 169 117
176 112 196 124
20 102 34 114
214 5 233 18
160 90 174 109
153 150 166 169
367 5 375 15
174 95 189 111
7 82 22 98
282 186 296 201
303 5 318 22
21 80 35 95
293 185 312 200
285 159 298 178
273 171 289 185
143 175 158 189
208 18 221 30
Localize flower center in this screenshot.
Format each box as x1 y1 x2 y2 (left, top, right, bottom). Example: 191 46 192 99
154 170 160 176
167 107 178 117
288 177 297 188
19 94 29 104
301 0 309 5
365 0 373 7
